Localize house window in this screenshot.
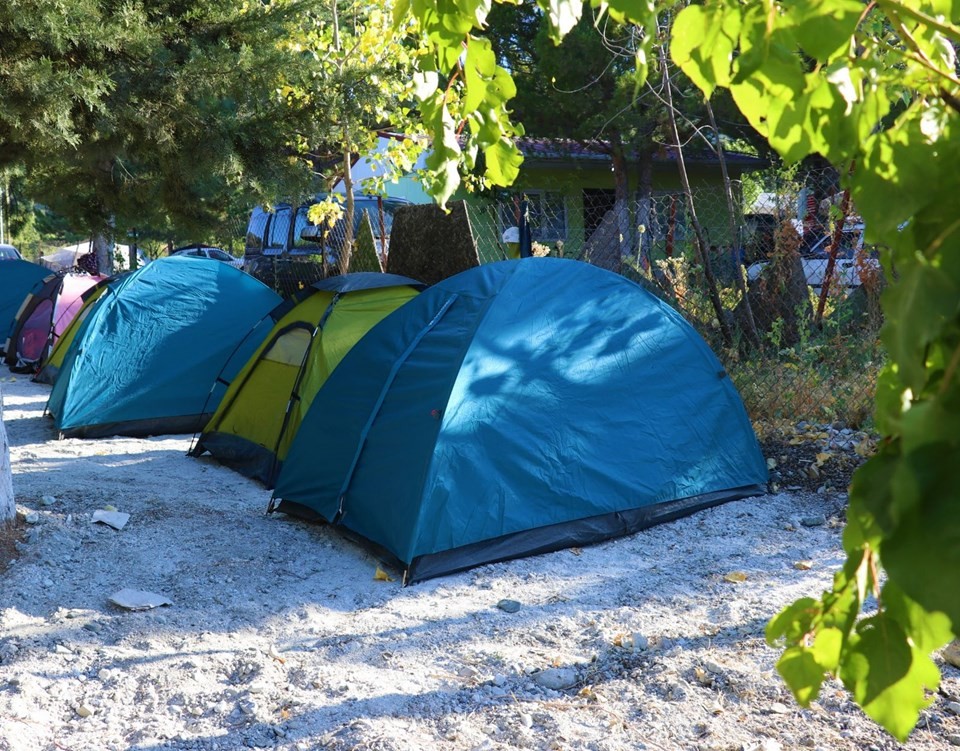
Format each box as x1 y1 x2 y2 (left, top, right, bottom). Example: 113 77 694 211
582 189 616 237
500 192 567 242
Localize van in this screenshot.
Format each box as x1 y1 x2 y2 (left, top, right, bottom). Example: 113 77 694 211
243 195 411 295
746 222 880 291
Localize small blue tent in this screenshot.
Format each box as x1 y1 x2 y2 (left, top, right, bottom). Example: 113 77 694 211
272 258 768 583
46 256 282 438
1 260 51 354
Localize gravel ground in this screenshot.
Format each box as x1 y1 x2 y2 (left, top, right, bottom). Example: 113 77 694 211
1 376 958 751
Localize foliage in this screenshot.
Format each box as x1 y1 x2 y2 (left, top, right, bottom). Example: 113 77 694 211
486 5 655 144
668 0 960 739
398 0 960 735
352 211 384 272
0 0 117 166
397 0 643 205
3 0 318 258
729 327 882 429
280 0 425 272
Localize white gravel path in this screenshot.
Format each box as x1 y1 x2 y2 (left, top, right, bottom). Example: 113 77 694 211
0 376 957 751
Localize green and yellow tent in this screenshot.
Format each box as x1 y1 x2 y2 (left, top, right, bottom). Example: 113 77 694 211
190 272 423 486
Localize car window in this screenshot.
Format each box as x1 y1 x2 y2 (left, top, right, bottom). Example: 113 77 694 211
209 249 232 261
292 206 317 250
245 207 269 254
266 206 292 252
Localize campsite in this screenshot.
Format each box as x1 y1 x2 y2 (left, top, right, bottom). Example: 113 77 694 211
3 0 960 748
0 254 956 749
1 373 957 751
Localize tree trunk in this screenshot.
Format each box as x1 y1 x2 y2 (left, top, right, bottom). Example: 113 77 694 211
1 390 14 524
705 98 760 348
660 43 733 347
609 138 631 271
636 150 654 268
92 232 113 275
815 179 854 327
341 144 355 274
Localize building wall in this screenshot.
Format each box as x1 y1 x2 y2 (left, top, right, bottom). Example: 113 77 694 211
470 158 749 262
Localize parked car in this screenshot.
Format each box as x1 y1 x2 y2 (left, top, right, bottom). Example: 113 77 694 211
242 194 412 295
0 243 23 261
746 223 881 290
172 244 243 269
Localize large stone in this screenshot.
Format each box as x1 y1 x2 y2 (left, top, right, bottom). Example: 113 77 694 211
531 667 578 691
944 640 960 669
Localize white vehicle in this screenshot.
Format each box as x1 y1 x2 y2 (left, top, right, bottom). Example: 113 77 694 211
746 223 881 290
172 245 243 269
0 243 22 261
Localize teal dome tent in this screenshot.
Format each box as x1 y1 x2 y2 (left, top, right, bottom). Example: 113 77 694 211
1 260 50 351
273 258 768 583
46 256 282 438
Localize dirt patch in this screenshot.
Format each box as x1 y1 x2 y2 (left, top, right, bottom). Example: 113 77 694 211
760 421 875 494
0 515 24 575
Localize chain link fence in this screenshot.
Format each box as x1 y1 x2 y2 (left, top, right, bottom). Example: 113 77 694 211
463 174 884 429
237 168 882 428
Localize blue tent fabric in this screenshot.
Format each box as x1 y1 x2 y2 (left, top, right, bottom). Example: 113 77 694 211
46 256 282 437
273 258 768 582
1 260 51 352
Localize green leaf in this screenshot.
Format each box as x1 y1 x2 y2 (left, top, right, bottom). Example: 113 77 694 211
392 0 411 29
882 581 954 656
453 0 491 27
840 615 940 741
793 0 861 61
873 364 903 437
777 647 826 706
435 0 478 35
854 121 941 238
811 627 844 671
537 0 583 42
602 0 655 25
882 442 960 627
732 2 782 83
767 597 819 646
412 70 439 101
420 91 461 206
463 36 496 113
671 4 742 97
484 138 523 186
882 263 958 391
847 441 898 538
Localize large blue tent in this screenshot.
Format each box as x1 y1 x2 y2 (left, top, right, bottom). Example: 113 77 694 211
46 256 282 438
1 260 51 354
272 258 768 582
